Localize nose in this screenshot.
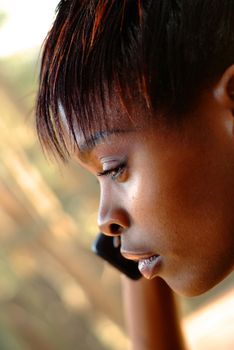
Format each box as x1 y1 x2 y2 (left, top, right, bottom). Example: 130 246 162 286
98 203 130 236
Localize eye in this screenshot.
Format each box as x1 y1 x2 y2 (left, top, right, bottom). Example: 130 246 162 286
97 163 127 181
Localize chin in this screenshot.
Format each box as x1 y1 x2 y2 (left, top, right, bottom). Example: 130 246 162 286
172 285 212 297
164 272 231 297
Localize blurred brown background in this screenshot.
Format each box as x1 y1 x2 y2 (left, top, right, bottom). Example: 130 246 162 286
0 1 233 349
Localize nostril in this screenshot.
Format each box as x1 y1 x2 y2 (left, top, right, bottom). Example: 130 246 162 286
110 223 122 234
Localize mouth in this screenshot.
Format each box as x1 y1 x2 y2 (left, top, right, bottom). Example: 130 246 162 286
121 251 162 280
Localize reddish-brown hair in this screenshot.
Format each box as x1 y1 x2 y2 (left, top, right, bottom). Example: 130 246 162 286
36 0 234 160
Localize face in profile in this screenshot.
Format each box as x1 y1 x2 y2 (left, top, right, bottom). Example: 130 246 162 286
34 0 234 300
75 79 234 297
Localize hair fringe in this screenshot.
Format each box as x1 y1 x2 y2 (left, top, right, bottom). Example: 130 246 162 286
36 0 234 160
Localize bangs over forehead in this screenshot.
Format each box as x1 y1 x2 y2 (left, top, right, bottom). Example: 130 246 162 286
36 0 150 160
36 0 234 160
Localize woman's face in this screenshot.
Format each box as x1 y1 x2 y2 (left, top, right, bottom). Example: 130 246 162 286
75 89 234 296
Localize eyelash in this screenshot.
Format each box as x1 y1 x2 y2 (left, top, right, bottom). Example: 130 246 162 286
97 163 126 181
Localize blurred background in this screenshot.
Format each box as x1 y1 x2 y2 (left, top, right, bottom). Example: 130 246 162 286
0 1 233 349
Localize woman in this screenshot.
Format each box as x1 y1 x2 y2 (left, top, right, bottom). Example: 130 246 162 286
36 1 234 348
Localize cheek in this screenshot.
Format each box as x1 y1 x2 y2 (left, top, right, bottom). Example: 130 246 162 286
125 167 180 247
127 150 234 253
127 156 191 228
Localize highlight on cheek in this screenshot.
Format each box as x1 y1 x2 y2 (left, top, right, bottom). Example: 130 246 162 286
32 4 234 350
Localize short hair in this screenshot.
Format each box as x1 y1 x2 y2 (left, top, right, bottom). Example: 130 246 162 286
36 0 234 160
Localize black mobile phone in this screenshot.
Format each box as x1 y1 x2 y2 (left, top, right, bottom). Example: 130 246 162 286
92 233 142 280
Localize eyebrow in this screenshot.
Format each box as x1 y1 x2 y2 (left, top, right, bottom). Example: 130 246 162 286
78 128 134 154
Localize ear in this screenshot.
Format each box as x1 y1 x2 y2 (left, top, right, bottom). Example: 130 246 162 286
213 64 234 115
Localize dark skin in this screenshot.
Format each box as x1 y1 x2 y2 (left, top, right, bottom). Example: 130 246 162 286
65 66 234 349
75 65 234 297
122 277 186 350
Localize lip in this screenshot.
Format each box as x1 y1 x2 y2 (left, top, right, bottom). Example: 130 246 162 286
121 250 156 260
121 250 162 279
138 255 162 279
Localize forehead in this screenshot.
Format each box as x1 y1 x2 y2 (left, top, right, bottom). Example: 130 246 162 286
61 86 154 154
